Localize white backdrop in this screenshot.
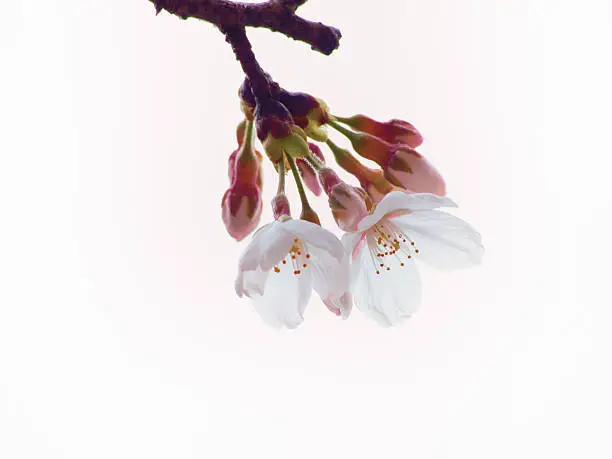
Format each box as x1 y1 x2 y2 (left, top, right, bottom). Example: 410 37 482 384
1 1 611 458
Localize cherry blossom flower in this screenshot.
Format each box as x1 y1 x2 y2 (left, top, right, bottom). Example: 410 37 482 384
235 217 351 328
342 191 483 326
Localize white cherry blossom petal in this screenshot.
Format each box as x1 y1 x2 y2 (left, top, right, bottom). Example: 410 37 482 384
282 219 345 262
350 240 422 326
258 224 295 271
342 232 366 260
251 266 313 329
323 292 352 319
238 223 271 271
390 211 484 270
357 191 457 232
235 267 269 298
308 248 352 318
308 245 343 299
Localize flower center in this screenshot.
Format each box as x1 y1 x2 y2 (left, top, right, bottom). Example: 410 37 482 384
366 221 419 275
272 238 311 276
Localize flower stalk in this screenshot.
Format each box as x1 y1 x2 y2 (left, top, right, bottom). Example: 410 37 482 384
287 154 320 225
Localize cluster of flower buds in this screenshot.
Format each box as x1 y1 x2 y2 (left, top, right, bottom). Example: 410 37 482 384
224 78 483 328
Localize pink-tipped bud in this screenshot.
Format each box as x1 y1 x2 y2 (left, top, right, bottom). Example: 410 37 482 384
387 119 423 148
323 175 370 232
222 183 262 241
336 114 423 148
318 167 342 195
271 193 291 219
223 124 264 240
228 148 263 189
329 184 369 232
296 158 322 196
333 127 444 195
384 147 446 196
227 148 239 182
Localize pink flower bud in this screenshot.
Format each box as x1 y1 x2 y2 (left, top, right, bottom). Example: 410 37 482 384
327 183 370 232
296 158 322 196
223 133 264 240
228 148 263 189
317 167 341 195
348 131 392 165
227 148 239 182
387 119 423 148
236 120 247 146
221 182 262 241
271 193 291 219
384 147 446 196
335 114 423 148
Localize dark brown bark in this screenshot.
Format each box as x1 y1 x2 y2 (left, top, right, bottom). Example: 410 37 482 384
151 0 341 55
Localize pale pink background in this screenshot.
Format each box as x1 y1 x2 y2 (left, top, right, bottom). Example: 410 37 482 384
1 1 611 458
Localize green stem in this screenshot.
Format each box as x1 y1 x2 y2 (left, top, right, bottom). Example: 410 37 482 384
326 139 370 178
237 120 256 164
331 115 352 124
286 155 311 211
277 153 286 194
242 119 254 151
328 119 358 142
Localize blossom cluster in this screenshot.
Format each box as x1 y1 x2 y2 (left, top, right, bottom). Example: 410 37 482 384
223 82 483 328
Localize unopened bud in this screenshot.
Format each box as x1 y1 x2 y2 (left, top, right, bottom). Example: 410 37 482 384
384 147 446 196
228 148 263 189
229 121 263 188
327 182 370 232
222 183 262 241
348 131 393 166
296 158 322 196
271 193 291 219
334 114 423 148
317 167 341 195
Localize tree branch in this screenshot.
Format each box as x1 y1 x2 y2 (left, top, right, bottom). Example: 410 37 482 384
151 0 341 55
273 0 308 13
221 25 272 102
